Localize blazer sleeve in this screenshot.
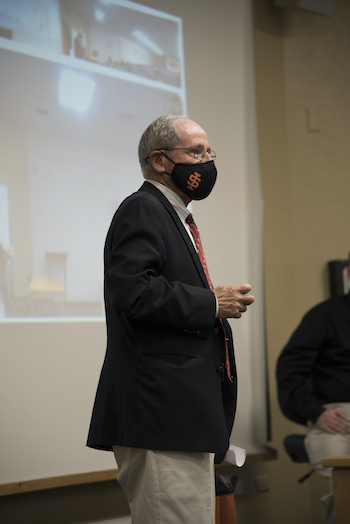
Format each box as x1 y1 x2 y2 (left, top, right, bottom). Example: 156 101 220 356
105 191 217 335
276 305 331 423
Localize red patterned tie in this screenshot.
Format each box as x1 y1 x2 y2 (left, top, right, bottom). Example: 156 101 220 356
186 214 232 382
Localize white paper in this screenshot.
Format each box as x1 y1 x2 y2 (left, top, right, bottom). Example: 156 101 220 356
223 444 246 467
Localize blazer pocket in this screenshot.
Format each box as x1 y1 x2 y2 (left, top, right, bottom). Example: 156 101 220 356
146 354 197 366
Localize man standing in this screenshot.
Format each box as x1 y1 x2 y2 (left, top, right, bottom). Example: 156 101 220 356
276 263 350 524
87 115 254 523
74 30 86 59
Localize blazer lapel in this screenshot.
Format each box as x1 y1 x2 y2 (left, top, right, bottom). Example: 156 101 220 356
139 182 210 289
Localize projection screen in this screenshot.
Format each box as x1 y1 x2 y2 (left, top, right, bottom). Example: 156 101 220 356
0 0 186 321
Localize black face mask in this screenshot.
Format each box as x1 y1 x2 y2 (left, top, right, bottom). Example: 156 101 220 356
162 154 217 200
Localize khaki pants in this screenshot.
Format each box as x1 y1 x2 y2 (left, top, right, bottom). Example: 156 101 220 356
113 446 215 524
304 402 350 524
305 403 350 476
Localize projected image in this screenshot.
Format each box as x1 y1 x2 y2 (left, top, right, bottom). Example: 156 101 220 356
0 0 183 87
0 0 186 320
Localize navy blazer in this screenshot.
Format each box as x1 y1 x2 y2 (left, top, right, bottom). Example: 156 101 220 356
87 182 237 463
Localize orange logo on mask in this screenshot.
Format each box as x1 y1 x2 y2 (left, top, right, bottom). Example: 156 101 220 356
187 172 201 191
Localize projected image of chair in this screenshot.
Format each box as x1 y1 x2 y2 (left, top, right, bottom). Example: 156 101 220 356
29 252 68 316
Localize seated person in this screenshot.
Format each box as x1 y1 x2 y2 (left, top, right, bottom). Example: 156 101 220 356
276 260 350 524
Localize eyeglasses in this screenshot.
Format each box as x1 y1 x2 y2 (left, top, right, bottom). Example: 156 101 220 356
160 145 216 160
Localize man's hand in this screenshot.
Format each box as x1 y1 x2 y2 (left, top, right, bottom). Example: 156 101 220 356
214 284 255 319
315 408 350 434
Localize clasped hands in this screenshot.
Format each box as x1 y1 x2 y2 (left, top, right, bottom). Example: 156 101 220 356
214 284 255 319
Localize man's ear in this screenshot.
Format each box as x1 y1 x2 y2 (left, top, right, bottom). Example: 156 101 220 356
148 150 166 174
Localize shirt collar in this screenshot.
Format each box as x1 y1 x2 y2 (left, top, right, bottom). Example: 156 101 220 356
145 179 190 222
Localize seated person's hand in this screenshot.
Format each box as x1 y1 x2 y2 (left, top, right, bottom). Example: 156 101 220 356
315 408 350 434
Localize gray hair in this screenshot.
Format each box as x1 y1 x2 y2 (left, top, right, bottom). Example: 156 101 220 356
138 115 188 176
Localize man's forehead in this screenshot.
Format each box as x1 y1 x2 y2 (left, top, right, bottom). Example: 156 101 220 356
173 118 209 145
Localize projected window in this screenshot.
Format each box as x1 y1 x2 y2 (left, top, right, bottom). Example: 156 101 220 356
0 0 186 320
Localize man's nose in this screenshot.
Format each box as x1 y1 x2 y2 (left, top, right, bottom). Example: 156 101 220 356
203 151 212 162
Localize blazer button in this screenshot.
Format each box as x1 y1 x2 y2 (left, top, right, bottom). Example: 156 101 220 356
213 327 219 335
217 366 223 375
